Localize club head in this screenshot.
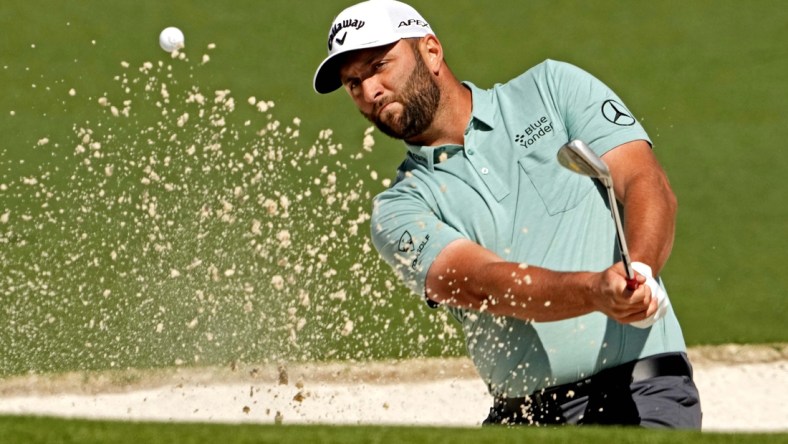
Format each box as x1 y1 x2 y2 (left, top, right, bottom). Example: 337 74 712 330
557 140 612 186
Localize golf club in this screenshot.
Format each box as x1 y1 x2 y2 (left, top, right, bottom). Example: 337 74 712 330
557 139 638 290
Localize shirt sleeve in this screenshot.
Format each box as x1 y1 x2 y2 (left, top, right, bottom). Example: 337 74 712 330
545 60 652 157
370 179 466 302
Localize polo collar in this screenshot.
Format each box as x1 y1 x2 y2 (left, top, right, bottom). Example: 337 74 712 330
463 81 496 130
404 82 496 169
405 144 463 170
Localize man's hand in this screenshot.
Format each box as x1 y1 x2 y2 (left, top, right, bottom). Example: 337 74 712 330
591 262 659 325
629 262 671 328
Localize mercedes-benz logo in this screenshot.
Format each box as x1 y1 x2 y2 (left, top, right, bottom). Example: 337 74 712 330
601 100 636 126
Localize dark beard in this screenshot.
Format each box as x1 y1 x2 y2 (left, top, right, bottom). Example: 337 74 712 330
363 50 441 141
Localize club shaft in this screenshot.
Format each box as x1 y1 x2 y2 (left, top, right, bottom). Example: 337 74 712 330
606 185 634 280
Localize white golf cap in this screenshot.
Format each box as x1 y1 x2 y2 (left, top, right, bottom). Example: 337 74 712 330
313 0 435 94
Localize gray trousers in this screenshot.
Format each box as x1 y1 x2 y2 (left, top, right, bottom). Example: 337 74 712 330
484 354 702 428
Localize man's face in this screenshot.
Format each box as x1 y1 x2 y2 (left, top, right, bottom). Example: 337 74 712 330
339 39 441 141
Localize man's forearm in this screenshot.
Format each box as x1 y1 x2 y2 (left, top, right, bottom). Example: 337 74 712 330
604 141 678 277
426 239 654 324
621 172 678 276
432 261 597 322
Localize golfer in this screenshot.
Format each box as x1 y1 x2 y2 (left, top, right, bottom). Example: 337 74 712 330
314 0 702 428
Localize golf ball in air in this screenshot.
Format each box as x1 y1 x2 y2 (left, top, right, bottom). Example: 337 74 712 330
159 27 185 52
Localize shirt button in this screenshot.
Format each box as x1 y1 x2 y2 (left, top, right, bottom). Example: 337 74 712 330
467 149 474 155
480 167 489 175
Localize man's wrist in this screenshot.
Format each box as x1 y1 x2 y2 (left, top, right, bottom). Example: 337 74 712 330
631 261 653 279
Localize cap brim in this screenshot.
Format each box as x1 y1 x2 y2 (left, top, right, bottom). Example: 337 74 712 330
313 52 346 94
313 36 409 94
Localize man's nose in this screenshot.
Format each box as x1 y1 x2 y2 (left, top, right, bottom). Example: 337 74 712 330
361 76 383 104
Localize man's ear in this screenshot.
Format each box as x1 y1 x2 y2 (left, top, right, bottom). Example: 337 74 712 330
420 35 443 74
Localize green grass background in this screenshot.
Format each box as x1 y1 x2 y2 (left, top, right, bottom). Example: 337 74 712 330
0 0 785 377
1 0 787 442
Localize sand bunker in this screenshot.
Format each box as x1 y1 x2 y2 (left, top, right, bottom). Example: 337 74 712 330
0 345 785 432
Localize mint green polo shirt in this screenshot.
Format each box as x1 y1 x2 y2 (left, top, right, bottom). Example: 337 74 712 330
370 59 687 398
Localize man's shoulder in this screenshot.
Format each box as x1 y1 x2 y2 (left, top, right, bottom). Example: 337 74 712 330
503 59 586 86
373 157 426 200
464 60 587 96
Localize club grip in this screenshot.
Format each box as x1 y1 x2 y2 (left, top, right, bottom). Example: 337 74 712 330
626 278 639 291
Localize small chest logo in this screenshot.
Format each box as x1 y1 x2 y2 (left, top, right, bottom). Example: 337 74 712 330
514 116 553 148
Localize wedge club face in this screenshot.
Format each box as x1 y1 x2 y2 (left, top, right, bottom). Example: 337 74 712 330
557 140 636 287
556 139 612 187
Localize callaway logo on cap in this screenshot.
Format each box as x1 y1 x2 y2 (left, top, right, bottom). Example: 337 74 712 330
313 0 435 94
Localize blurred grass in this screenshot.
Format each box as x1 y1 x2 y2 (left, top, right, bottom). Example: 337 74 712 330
1 416 786 444
0 0 786 377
